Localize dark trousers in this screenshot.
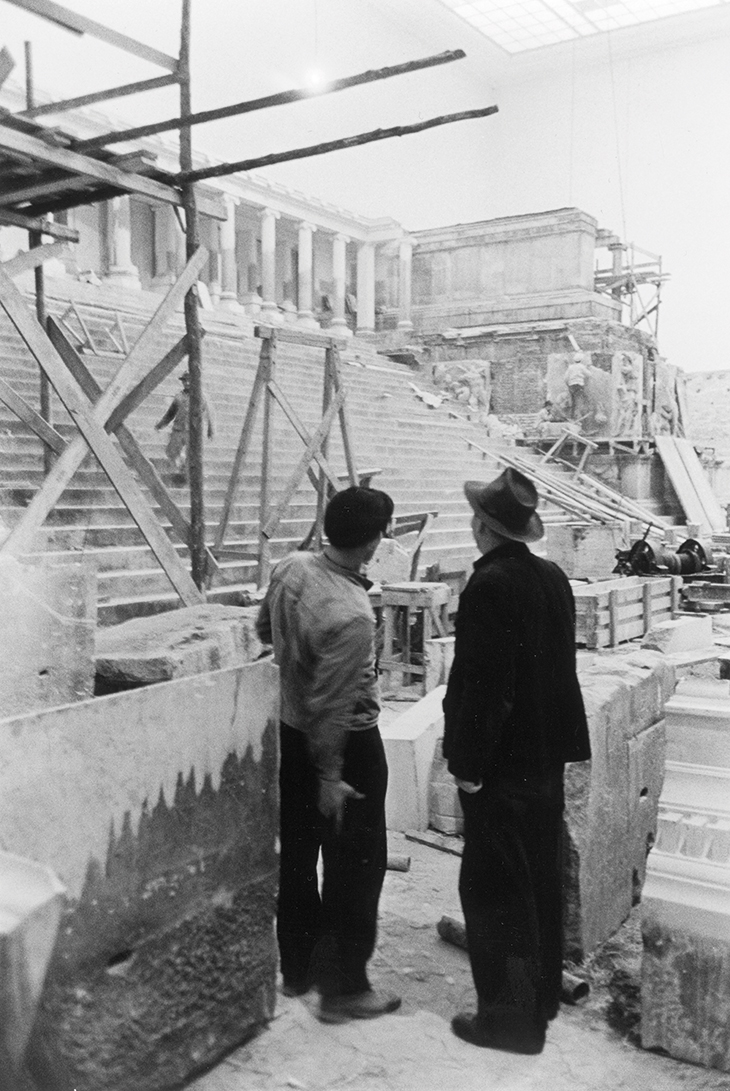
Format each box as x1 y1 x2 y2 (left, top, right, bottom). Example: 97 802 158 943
458 766 565 1027
277 722 388 997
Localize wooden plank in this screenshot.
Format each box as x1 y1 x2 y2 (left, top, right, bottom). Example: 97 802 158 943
213 350 267 553
673 437 725 533
258 335 276 585
0 375 65 454
0 242 71 276
46 319 198 548
107 336 190 432
0 174 96 208
330 343 358 486
261 393 344 540
0 123 187 210
0 270 202 604
0 249 206 556
3 0 178 70
254 324 348 348
20 74 179 118
655 435 708 532
0 207 79 240
267 379 341 490
74 50 467 150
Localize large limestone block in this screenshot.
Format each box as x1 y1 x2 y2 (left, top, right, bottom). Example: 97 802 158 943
95 603 263 686
0 660 280 1091
0 556 96 718
0 852 65 1086
565 653 672 958
545 523 628 580
382 686 445 832
665 685 730 768
642 614 714 655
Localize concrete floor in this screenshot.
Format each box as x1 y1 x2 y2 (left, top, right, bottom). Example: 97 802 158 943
189 831 730 1091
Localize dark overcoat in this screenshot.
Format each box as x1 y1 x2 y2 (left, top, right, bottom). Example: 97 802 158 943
443 540 591 785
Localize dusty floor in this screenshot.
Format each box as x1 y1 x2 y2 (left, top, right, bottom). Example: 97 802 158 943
189 830 730 1091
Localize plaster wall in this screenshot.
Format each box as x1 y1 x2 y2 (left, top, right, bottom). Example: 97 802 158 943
0 660 280 1090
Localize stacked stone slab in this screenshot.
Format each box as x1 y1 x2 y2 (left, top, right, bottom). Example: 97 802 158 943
641 678 730 1073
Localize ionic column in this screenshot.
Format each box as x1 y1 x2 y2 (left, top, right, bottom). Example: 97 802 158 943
297 221 318 328
331 232 351 336
356 241 376 335
397 237 414 332
103 196 140 290
219 194 242 311
260 207 281 323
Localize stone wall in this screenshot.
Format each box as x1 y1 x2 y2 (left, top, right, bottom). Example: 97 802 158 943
0 660 279 1091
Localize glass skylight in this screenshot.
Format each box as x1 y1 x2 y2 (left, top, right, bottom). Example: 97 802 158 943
438 0 726 53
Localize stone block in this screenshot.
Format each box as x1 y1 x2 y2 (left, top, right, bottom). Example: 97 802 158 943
367 537 412 585
428 741 463 836
94 603 263 687
564 657 670 958
423 637 455 693
664 692 730 767
642 614 714 655
0 852 65 1080
0 555 96 718
628 720 667 896
545 523 627 580
0 660 280 1090
382 686 445 832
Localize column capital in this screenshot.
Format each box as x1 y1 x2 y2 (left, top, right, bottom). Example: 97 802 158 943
260 206 281 222
334 232 351 245
299 220 317 234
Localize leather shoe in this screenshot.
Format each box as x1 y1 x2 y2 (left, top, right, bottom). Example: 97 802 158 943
318 988 402 1024
451 1011 546 1055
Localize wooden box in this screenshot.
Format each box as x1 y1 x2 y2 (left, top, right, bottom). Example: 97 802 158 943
573 575 682 649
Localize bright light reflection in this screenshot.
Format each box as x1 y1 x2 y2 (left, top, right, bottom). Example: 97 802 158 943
305 68 328 90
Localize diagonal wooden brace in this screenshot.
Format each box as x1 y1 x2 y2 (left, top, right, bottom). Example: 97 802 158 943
0 376 66 455
267 378 341 490
262 391 344 540
0 248 207 559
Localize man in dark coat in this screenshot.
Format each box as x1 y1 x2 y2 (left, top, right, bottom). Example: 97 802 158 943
443 468 591 1054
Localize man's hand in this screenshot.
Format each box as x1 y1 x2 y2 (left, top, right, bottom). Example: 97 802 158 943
318 778 365 831
454 777 482 794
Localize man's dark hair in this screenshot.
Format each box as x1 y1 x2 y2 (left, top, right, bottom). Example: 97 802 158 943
324 486 394 549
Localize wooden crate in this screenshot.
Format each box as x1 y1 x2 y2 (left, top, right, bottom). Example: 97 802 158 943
573 575 682 649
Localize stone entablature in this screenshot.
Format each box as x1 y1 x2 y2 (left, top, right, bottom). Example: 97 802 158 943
641 680 730 1072
410 207 621 331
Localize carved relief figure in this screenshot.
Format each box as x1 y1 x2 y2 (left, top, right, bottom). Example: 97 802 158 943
611 352 643 437
432 360 492 424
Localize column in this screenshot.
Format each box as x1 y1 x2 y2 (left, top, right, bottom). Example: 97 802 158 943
330 232 351 336
103 196 140 290
397 237 414 332
219 194 243 311
297 221 317 328
260 207 281 323
356 241 376 335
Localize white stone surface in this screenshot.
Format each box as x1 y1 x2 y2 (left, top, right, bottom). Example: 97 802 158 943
0 851 65 1070
382 686 445 832
0 660 279 898
642 615 713 654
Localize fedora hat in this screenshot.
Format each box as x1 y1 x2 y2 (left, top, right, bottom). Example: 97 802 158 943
464 468 544 543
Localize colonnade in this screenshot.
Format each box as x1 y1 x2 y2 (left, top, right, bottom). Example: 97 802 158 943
100 194 414 336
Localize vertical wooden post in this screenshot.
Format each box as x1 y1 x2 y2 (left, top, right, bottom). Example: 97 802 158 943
314 349 333 548
179 0 206 589
258 333 276 587
25 40 53 476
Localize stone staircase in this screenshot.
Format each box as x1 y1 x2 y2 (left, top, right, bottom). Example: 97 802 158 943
0 282 518 625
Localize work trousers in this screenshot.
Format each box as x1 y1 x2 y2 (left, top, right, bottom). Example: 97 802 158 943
458 765 565 1027
277 721 388 997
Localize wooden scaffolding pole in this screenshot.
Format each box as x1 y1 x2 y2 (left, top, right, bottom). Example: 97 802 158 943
179 0 206 591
